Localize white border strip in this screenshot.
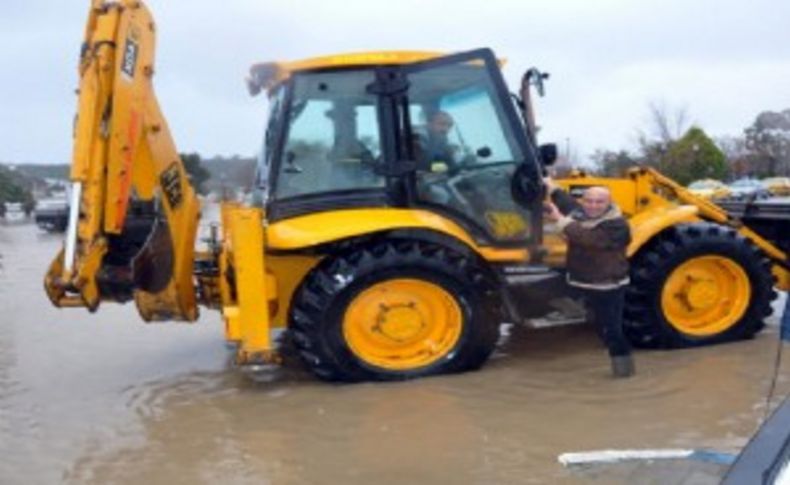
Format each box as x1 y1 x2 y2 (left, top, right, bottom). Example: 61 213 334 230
559 449 695 466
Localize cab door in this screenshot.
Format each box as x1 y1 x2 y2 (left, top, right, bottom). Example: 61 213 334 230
398 49 543 249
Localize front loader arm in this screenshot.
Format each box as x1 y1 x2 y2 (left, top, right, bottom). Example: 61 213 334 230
638 168 788 266
45 0 200 321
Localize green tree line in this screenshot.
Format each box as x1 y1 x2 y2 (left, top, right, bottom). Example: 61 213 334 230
587 105 790 184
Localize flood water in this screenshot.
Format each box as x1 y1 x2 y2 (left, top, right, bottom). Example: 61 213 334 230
1 220 788 484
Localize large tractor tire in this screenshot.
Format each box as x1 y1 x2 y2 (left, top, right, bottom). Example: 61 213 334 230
288 239 501 382
625 223 775 348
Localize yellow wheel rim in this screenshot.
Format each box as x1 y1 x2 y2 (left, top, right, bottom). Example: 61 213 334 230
343 278 463 371
661 256 751 337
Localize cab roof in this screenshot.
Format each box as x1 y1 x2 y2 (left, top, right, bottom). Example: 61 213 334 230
246 51 445 96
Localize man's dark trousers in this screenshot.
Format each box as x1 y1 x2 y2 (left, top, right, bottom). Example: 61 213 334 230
581 286 631 357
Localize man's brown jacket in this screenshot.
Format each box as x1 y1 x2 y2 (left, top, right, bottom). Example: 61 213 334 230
551 189 632 289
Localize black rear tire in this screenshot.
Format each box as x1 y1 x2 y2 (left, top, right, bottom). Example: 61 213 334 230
625 223 775 348
289 239 501 382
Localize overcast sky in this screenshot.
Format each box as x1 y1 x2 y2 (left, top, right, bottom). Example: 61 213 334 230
2 0 789 165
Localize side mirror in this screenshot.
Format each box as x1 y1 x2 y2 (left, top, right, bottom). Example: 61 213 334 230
539 143 558 166
511 162 542 207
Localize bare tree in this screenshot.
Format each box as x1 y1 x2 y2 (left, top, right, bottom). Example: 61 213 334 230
744 109 790 176
716 135 752 178
633 101 693 174
591 149 638 177
633 101 690 147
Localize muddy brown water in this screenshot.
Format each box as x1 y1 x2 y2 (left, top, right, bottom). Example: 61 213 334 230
1 221 788 484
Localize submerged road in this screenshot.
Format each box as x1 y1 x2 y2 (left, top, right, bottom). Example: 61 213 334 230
0 221 788 484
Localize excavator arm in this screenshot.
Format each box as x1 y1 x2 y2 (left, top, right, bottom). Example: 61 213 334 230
44 0 200 321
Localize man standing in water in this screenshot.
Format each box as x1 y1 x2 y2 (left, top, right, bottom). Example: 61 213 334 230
543 179 635 378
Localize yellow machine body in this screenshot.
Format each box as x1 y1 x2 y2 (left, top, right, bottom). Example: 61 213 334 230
45 0 789 377
44 0 200 321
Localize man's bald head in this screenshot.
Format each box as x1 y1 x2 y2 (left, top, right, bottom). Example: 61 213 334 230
580 186 612 218
584 186 612 200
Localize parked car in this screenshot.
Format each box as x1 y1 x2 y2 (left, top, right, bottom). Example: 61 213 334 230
1 202 27 222
34 198 69 232
727 178 771 200
687 179 731 200
761 176 790 197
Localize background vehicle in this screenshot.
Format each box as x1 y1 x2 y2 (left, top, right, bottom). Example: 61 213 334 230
687 179 731 200
34 199 69 232
1 202 27 222
762 177 790 197
728 178 771 200
44 0 790 382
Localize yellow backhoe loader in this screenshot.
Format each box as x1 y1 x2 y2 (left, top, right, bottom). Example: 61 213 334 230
45 0 790 382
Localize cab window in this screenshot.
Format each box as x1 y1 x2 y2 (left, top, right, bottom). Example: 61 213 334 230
275 71 384 199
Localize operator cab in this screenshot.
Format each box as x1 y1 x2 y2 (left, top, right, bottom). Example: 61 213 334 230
252 49 543 247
